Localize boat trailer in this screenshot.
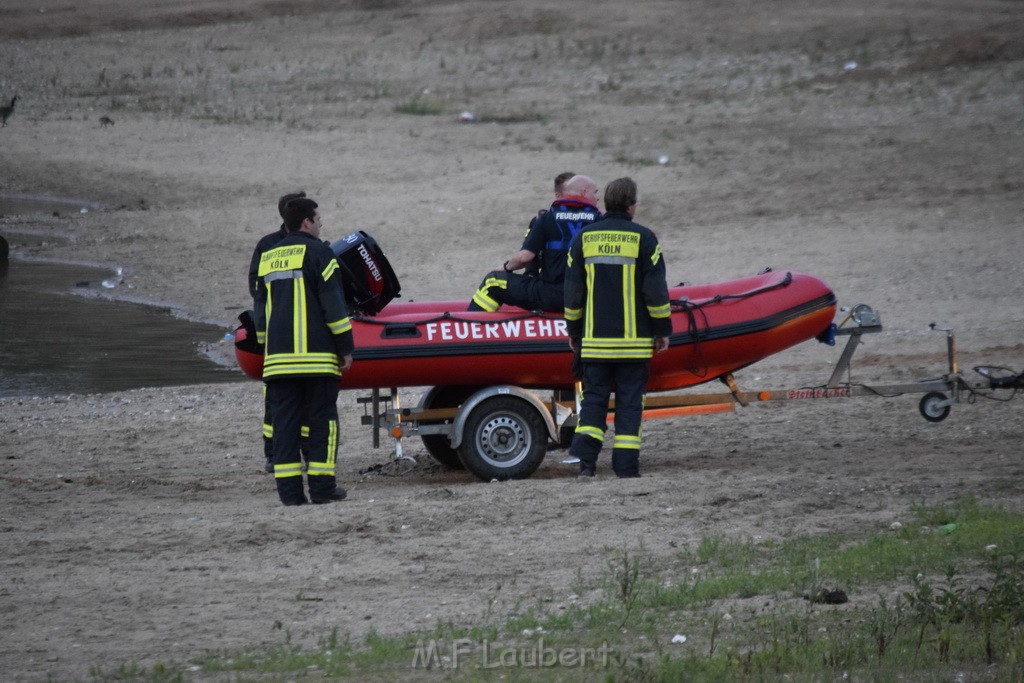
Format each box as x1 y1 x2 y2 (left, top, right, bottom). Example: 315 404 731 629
357 304 1022 481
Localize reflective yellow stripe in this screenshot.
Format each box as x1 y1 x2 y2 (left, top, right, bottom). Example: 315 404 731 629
274 462 303 479
263 352 341 378
307 420 337 477
648 303 671 319
622 263 636 338
565 307 582 322
651 244 662 266
613 434 641 450
328 419 337 466
582 348 653 360
584 263 596 339
472 276 507 312
484 276 506 290
260 424 308 439
264 352 340 363
583 338 654 349
264 364 340 378
575 425 605 441
327 317 352 335
293 278 307 352
580 335 654 360
472 291 499 312
322 259 339 282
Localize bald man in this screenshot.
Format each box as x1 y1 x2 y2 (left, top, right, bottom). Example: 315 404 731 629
469 175 602 313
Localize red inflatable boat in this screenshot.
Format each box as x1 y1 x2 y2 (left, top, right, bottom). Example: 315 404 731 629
235 233 836 393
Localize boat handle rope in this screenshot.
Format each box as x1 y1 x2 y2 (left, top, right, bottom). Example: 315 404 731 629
351 309 563 326
668 271 793 378
351 272 793 380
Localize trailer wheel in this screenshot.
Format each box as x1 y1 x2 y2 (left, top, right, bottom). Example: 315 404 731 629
919 391 951 422
422 435 462 469
420 387 477 469
458 396 547 481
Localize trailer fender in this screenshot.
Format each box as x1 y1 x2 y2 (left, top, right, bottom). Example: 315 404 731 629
450 386 558 449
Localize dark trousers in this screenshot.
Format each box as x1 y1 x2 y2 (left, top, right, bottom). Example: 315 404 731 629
266 377 340 505
262 386 273 461
569 361 649 477
468 271 562 312
262 386 309 463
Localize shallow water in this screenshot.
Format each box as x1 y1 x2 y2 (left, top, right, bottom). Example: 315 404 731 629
0 258 242 398
0 195 243 397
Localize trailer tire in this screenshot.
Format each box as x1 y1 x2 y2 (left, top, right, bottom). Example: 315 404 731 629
422 435 463 469
458 396 547 481
919 391 951 422
420 386 477 469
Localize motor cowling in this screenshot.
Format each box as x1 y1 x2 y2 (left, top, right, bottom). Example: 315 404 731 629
330 231 401 316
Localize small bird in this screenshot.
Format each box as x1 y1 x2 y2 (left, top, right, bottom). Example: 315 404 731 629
0 95 17 127
99 115 114 128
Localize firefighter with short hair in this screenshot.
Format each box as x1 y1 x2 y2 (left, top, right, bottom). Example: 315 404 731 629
468 175 600 313
564 177 672 478
248 191 308 473
255 197 354 506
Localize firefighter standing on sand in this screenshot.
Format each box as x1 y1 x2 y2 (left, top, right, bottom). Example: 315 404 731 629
564 177 672 479
255 197 353 506
248 191 308 473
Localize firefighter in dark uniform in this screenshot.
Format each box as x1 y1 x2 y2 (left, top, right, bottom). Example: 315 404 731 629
255 197 354 506
564 177 672 478
468 175 600 313
521 171 575 278
248 191 308 473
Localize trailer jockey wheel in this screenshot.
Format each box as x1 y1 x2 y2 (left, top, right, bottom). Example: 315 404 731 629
919 391 951 423
458 396 547 481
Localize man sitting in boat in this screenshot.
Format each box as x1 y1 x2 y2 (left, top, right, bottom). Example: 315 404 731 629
520 171 575 277
467 174 601 313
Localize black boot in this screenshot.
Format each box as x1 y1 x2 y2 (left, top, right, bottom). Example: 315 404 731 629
310 486 347 504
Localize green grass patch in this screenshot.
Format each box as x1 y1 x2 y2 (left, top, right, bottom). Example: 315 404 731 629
89 496 1024 681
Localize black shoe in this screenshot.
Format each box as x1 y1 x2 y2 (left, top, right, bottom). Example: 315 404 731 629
578 466 595 478
282 498 307 507
264 460 274 474
310 486 348 504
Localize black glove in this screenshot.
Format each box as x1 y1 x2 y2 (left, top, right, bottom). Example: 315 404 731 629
235 310 264 354
570 338 584 379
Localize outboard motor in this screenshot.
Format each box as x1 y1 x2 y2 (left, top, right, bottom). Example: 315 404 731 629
330 231 401 316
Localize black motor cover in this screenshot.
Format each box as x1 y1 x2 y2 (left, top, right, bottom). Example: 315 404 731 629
330 231 401 316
